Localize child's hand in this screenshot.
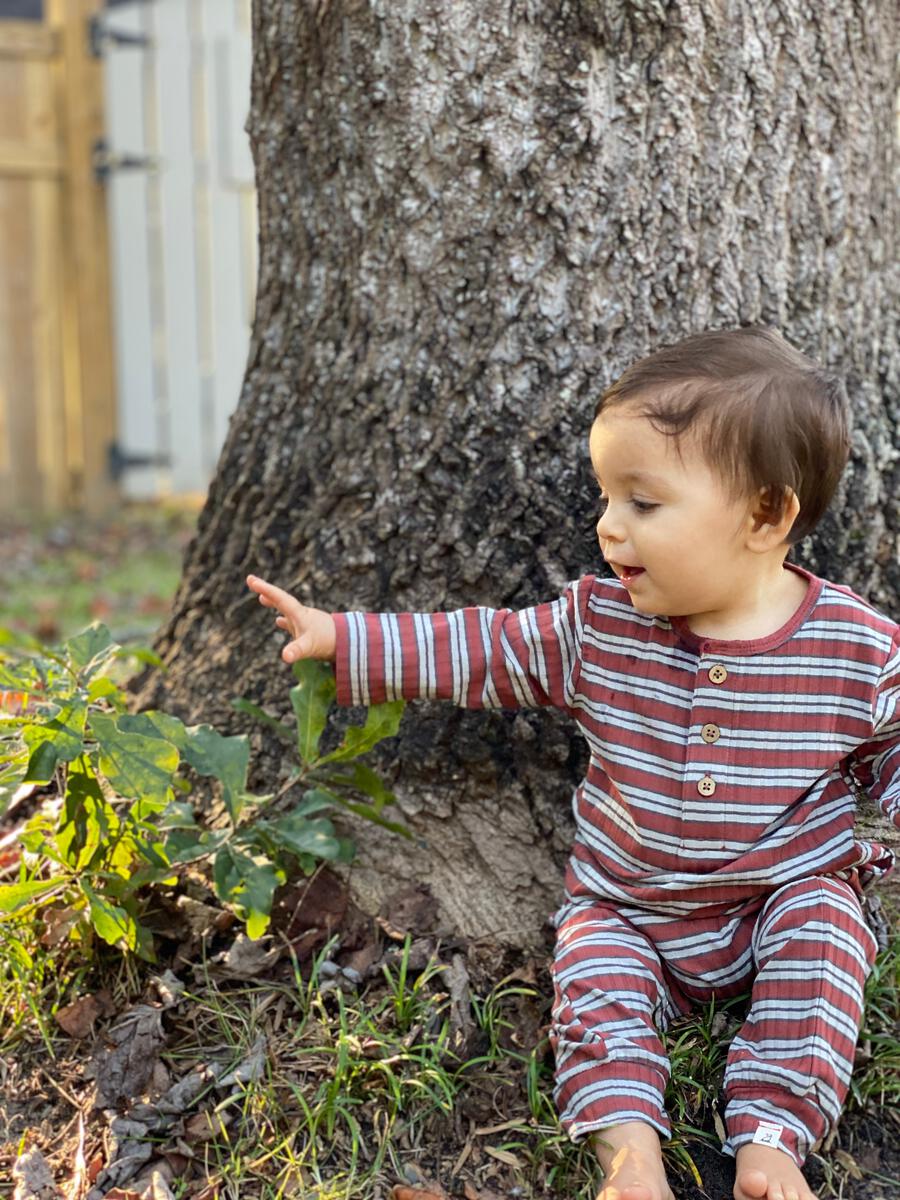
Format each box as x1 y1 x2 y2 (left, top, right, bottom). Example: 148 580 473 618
246 575 337 663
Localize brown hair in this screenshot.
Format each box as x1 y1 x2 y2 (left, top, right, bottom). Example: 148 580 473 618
593 326 851 544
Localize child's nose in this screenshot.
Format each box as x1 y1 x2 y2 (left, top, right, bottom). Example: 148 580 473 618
596 506 624 542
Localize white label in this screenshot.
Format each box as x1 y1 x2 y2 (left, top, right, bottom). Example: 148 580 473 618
752 1121 784 1148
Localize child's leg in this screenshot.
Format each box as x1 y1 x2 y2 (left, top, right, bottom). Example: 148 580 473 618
551 904 684 1199
722 877 878 1200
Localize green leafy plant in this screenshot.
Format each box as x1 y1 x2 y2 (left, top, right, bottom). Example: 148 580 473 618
0 623 405 957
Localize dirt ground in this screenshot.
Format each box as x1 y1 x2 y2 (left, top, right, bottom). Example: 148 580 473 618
1 869 898 1200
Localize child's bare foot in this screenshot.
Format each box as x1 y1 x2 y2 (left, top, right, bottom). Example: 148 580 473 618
734 1143 818 1200
591 1121 676 1200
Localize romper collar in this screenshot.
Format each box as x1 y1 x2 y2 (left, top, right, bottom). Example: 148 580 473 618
669 563 823 657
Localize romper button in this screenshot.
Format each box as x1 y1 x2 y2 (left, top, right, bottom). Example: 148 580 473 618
708 664 728 684
701 723 721 743
697 775 717 796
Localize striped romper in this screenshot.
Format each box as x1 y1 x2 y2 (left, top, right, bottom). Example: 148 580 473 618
332 563 900 1165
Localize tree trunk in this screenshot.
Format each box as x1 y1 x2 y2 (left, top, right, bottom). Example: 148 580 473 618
135 0 899 947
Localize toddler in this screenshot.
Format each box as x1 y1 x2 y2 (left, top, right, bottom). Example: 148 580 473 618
247 326 899 1200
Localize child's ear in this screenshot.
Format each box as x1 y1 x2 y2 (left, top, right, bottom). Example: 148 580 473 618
747 486 800 550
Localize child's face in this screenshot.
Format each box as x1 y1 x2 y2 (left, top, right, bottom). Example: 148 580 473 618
588 405 760 619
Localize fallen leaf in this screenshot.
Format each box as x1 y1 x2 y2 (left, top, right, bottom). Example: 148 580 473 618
183 1110 225 1143
483 1145 523 1168
40 906 83 949
88 1004 166 1108
832 1150 863 1181
274 867 349 961
389 1188 447 1200
210 932 281 978
217 1033 266 1086
12 1146 62 1200
56 994 107 1039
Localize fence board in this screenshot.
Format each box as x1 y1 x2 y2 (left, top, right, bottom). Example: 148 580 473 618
0 2 117 515
104 0 159 499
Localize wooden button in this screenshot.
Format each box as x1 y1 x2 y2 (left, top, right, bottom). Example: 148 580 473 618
701 723 721 743
697 775 717 796
708 664 728 684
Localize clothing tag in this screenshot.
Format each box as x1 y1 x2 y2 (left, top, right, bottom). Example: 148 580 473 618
752 1121 784 1148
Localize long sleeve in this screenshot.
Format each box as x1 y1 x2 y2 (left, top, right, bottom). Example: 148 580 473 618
332 577 593 712
851 629 900 827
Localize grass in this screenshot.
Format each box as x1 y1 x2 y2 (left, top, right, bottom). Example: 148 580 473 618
1 915 897 1199
0 501 198 643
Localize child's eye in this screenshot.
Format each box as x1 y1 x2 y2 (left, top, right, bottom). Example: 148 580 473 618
631 499 659 514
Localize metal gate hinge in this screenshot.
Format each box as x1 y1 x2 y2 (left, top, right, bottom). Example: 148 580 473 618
92 138 158 184
108 442 171 483
88 13 152 58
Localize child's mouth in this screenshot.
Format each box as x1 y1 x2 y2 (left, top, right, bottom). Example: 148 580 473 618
617 565 646 585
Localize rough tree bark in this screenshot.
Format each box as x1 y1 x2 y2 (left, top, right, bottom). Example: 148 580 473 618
136 0 899 947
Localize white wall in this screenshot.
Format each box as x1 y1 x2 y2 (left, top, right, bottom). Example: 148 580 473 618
102 0 256 499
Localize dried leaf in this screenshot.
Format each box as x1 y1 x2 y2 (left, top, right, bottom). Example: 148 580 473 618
12 1146 62 1200
712 1108 727 1144
217 1033 267 1086
89 1004 166 1108
210 933 280 978
389 1189 447 1200
183 1111 225 1144
40 905 84 948
483 1145 523 1168
275 868 348 960
56 994 107 1039
832 1150 863 1181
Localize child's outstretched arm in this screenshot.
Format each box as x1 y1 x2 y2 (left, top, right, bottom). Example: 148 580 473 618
246 573 593 714
246 575 336 663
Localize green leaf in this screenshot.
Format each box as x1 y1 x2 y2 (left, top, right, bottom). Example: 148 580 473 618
262 813 342 861
87 676 126 706
335 836 355 863
212 845 284 939
317 700 404 765
289 660 336 764
114 645 164 668
23 740 60 785
231 698 295 745
65 624 117 677
295 787 340 817
181 725 249 821
0 753 28 810
90 713 179 804
303 773 409 837
23 697 88 767
346 762 397 810
58 765 109 869
164 827 227 863
121 713 250 822
82 882 138 950
0 660 37 691
0 626 44 654
338 800 412 839
158 800 198 829
0 877 62 914
116 709 188 747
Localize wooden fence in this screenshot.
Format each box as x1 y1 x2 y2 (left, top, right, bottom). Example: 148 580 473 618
0 0 117 515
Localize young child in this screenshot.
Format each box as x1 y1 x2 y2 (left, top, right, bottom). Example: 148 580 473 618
246 326 899 1200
